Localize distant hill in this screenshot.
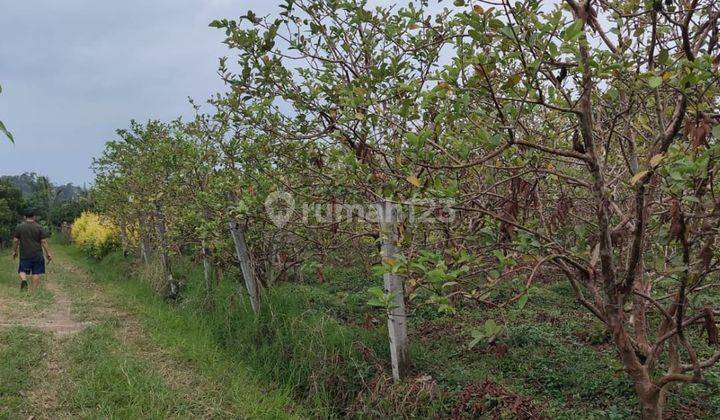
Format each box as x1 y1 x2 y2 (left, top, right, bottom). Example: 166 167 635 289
0 172 87 204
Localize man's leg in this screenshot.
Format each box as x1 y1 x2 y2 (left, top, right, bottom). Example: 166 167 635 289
30 274 40 292
18 270 28 291
27 258 45 292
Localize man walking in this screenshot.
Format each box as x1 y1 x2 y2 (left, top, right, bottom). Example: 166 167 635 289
12 211 52 291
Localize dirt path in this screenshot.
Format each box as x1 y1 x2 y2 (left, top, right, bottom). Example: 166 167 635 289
0 278 92 334
49 255 237 417
0 247 300 418
0 256 96 418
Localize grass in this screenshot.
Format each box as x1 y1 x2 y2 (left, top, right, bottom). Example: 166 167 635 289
60 323 187 418
55 245 304 418
55 243 720 418
58 246 395 417
0 250 54 319
0 250 52 420
402 278 720 418
0 244 307 418
0 327 49 419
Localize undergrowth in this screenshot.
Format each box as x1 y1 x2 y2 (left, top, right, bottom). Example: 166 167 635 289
61 244 720 418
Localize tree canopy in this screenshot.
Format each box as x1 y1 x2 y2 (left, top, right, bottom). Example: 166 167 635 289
89 1 720 417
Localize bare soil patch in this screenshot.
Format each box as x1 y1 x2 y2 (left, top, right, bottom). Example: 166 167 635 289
0 275 92 335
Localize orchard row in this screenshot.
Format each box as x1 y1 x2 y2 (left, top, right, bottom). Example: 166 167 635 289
89 1 720 417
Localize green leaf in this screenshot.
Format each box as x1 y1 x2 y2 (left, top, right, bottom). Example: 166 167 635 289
484 319 497 332
366 286 387 307
426 268 445 283
648 76 663 88
517 294 529 310
563 20 584 41
712 125 720 140
0 120 13 143
367 298 384 307
489 19 505 30
405 132 419 147
480 319 502 339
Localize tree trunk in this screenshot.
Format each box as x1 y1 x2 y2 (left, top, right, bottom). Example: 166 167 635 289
639 391 662 420
376 200 410 382
201 208 214 297
154 205 173 289
202 239 214 297
657 337 680 417
140 237 151 264
605 302 661 419
266 235 278 287
229 220 261 315
119 220 129 256
138 212 152 264
631 273 652 356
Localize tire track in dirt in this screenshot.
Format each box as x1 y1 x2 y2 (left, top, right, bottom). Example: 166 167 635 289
0 257 93 418
0 264 92 334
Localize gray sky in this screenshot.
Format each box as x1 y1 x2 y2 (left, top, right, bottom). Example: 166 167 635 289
0 0 282 186
0 0 449 186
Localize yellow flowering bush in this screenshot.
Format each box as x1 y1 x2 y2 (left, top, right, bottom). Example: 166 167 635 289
72 212 120 259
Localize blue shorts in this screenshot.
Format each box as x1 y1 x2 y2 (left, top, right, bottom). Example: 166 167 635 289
18 257 45 275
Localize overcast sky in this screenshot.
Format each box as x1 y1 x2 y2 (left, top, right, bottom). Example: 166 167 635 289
0 0 456 186
0 0 285 186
